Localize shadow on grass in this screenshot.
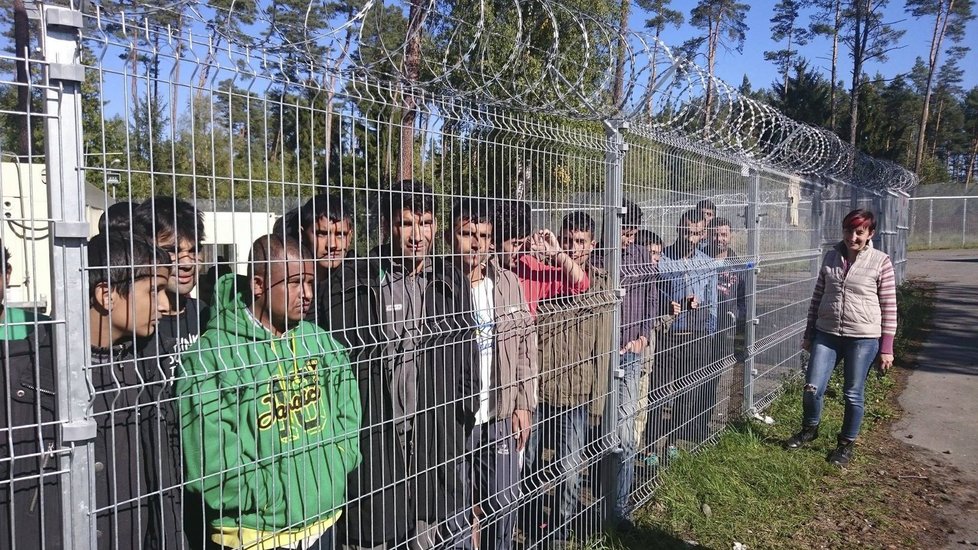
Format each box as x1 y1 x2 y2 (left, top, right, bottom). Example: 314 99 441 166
607 525 720 550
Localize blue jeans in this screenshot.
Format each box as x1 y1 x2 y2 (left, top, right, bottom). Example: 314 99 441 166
522 403 588 541
802 330 880 441
613 352 642 520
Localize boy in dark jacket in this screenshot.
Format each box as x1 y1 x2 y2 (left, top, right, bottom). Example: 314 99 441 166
448 198 538 550
368 181 477 549
286 193 413 549
133 197 209 361
1 242 61 549
177 234 361 550
87 232 184 549
133 197 212 549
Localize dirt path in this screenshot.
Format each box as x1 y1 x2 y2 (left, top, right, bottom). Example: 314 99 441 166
892 249 978 548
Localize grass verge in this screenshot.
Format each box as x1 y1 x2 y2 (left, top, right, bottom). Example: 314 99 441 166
606 279 936 550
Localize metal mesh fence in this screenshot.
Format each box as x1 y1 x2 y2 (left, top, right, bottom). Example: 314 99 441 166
1 2 915 549
907 184 978 250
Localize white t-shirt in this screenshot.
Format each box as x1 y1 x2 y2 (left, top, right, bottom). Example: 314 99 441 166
472 277 496 425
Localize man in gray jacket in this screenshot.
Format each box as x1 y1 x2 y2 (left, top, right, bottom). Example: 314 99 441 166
449 198 538 550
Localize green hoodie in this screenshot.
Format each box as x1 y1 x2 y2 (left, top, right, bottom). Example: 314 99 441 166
177 273 361 536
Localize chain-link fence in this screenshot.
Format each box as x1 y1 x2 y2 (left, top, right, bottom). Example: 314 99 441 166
1 2 914 549
908 184 978 250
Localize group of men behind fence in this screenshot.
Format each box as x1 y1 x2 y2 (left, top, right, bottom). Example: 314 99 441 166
0 186 747 550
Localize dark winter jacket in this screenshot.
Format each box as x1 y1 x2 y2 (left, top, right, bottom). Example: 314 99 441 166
0 313 62 549
90 334 186 550
316 259 409 546
320 253 477 545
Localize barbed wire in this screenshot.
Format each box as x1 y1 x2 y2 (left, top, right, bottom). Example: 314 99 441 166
84 0 918 192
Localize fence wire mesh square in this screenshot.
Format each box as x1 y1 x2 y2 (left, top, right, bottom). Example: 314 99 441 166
1 2 917 549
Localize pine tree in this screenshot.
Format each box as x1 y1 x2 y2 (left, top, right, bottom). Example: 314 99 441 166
685 0 750 125
905 0 974 174
842 0 905 151
808 0 845 131
764 0 809 95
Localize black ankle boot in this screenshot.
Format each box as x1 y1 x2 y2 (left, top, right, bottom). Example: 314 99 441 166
785 425 819 449
828 437 855 466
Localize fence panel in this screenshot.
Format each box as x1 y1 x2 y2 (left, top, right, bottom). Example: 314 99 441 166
0 2 918 549
909 196 978 250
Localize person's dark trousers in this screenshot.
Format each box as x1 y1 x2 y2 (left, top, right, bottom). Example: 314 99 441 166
665 331 719 445
521 402 588 544
722 321 748 419
469 419 521 550
411 458 473 550
643 346 674 456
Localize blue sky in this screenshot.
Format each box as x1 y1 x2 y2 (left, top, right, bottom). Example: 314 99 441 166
633 0 978 92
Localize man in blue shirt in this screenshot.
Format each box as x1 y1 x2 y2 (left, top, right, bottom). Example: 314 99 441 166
657 209 720 446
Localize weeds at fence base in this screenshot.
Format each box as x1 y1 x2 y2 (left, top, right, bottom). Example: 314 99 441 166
602 280 940 549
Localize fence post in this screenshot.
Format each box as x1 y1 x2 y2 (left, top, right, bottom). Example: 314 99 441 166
42 6 96 550
600 119 625 523
928 198 934 248
961 198 968 247
810 185 824 264
742 165 760 416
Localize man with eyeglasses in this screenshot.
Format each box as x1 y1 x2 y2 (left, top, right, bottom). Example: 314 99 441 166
133 196 208 366
657 209 719 447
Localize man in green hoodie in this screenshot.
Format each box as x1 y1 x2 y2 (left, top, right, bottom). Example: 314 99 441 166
178 234 362 550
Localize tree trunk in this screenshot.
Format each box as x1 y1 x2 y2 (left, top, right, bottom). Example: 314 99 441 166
829 0 841 132
931 97 945 156
196 33 225 103
848 0 866 150
913 0 953 175
783 32 793 95
399 0 425 182
322 86 336 181
320 22 355 182
965 134 977 189
647 27 663 117
704 16 719 129
171 13 184 131
13 0 31 160
613 0 630 107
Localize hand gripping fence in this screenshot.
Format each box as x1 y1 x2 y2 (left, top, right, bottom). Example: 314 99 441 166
0 1 914 549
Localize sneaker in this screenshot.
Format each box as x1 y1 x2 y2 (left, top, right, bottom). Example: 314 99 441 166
828 438 855 467
785 425 819 449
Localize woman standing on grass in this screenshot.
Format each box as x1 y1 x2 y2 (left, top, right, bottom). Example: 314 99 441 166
786 208 897 466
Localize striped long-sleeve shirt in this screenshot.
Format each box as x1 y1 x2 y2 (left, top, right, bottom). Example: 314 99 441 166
804 242 898 354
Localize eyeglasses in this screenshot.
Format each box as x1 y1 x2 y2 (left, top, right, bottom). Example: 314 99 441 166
161 246 201 262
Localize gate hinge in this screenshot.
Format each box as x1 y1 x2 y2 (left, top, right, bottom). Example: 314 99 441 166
45 7 84 30
54 221 90 239
61 419 97 443
49 63 86 83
